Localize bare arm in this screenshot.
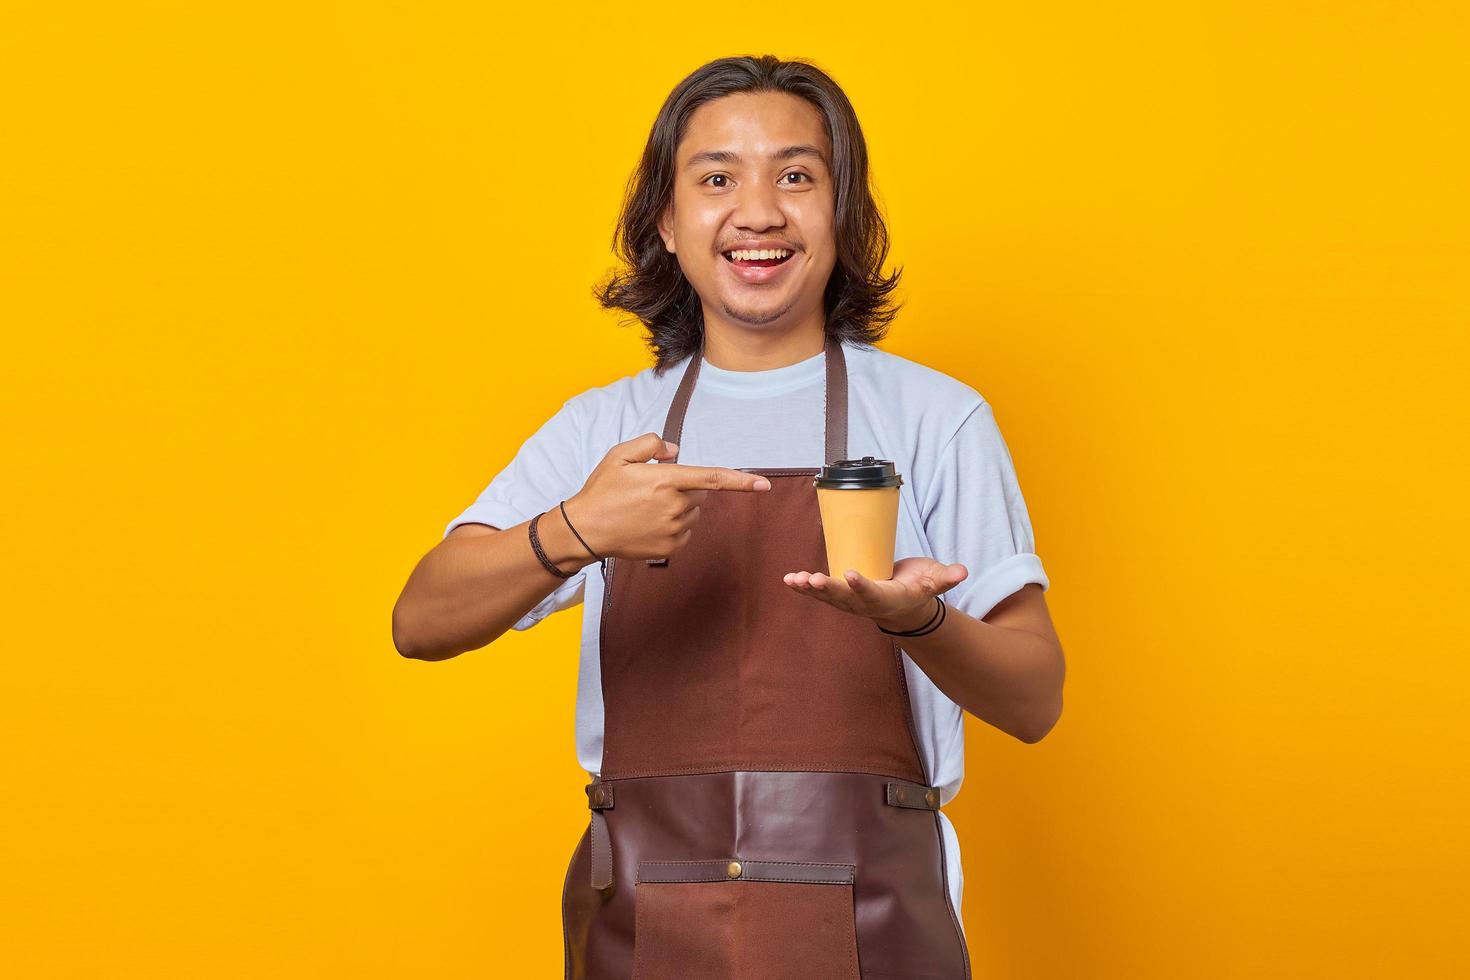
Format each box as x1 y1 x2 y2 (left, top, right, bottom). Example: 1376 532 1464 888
878 582 1064 743
391 513 593 661
784 564 1065 743
393 433 773 660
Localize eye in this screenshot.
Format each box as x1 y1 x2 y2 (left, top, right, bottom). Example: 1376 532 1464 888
782 172 810 185
702 174 731 188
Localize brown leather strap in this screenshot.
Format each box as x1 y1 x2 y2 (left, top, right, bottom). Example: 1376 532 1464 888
885 780 941 810
823 336 848 465
586 780 614 890
659 335 848 465
659 342 704 451
637 859 855 885
589 812 613 890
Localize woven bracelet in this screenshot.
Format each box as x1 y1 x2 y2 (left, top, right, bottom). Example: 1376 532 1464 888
528 512 575 580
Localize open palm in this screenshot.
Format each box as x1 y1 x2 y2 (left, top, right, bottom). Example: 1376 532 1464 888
782 556 968 624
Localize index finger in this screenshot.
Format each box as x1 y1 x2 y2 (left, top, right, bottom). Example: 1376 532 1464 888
661 464 772 492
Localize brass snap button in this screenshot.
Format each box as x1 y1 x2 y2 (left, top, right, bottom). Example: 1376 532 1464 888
925 789 938 807
726 861 743 879
590 787 605 806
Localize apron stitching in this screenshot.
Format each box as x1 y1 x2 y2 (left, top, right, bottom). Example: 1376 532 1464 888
561 822 588 980
887 637 932 784
932 809 973 978
641 875 853 885
598 763 928 779
640 859 853 870
631 884 647 979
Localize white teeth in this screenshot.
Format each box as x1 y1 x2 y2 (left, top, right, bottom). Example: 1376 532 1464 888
726 248 791 261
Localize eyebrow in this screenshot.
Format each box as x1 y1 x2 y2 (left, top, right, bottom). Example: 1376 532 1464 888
683 145 826 169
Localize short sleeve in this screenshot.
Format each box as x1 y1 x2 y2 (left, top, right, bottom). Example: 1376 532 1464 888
920 400 1049 621
442 398 590 630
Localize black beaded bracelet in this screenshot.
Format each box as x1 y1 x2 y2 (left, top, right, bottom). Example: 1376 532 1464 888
877 596 946 637
559 499 603 562
528 512 575 579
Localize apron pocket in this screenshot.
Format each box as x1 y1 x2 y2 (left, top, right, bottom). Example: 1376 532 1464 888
632 859 860 980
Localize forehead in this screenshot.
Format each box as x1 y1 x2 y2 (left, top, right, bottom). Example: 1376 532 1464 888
677 91 831 164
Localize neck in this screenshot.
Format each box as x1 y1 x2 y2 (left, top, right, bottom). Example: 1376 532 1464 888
700 311 827 371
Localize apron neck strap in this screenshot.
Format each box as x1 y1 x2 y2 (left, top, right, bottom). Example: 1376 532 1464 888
660 334 848 466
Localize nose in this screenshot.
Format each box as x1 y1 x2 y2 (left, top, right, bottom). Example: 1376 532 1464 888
729 176 787 233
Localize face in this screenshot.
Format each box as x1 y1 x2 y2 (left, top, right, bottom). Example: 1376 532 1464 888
658 91 837 333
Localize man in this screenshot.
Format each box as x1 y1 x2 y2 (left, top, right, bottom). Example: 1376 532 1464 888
393 54 1064 979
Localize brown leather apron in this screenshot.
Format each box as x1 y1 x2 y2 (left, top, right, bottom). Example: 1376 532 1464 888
561 337 970 979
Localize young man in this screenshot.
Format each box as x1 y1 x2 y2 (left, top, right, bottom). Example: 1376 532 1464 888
394 55 1064 979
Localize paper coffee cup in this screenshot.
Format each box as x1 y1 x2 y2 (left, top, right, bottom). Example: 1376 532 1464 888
814 456 903 581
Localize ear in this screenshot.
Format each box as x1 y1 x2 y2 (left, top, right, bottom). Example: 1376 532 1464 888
657 202 676 254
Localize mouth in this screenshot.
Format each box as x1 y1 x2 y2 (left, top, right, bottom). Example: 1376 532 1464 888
720 247 797 284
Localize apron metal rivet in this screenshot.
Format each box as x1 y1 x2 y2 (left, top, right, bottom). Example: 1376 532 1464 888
925 789 938 807
726 861 743 879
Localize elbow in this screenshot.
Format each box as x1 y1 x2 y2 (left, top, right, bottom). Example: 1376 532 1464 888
1015 723 1052 745
393 629 419 660
1016 645 1066 743
1014 720 1054 745
1015 695 1063 745
394 629 457 662
392 606 489 662
392 603 425 660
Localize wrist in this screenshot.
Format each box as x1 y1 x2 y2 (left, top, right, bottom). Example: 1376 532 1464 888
558 496 605 563
533 506 589 573
874 596 942 634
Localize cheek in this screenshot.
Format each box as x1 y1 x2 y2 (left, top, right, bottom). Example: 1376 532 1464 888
803 232 838 276
796 205 836 253
673 198 720 236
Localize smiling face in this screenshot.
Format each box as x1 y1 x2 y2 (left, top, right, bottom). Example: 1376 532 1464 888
658 91 837 335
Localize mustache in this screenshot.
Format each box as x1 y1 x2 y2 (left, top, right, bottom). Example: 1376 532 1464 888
715 243 803 252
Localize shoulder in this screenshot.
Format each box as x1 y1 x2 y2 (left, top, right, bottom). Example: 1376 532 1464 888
562 357 677 417
844 341 987 409
546 356 683 463
843 342 988 444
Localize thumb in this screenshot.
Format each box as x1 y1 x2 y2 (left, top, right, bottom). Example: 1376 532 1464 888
613 432 679 465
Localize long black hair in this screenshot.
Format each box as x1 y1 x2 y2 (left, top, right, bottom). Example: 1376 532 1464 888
593 55 903 375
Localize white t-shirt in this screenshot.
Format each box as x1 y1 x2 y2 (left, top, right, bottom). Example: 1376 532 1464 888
444 339 1050 927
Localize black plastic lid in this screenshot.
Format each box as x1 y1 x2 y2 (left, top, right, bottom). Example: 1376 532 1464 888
813 456 903 490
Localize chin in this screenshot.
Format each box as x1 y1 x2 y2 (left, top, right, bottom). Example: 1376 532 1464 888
717 295 793 325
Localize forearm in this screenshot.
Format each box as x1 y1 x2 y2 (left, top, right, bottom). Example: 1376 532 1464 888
393 511 590 660
878 602 1064 743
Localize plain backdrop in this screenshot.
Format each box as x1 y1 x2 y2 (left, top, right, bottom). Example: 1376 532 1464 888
2 2 1466 977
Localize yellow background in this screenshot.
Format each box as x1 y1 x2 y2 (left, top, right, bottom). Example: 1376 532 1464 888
3 2 1466 976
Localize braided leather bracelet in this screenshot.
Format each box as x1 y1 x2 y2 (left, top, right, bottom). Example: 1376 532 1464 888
527 512 575 579
877 596 946 637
